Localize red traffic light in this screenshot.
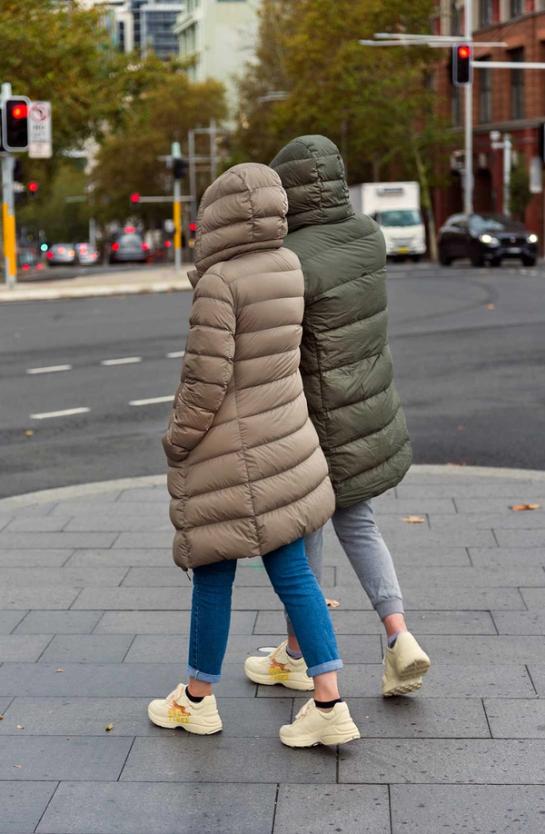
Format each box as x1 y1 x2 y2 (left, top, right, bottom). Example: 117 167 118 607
11 103 28 120
189 222 197 233
452 44 472 86
130 192 141 204
2 96 30 151
27 181 39 193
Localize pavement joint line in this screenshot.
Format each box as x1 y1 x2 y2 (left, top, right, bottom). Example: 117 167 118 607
30 407 90 420
129 396 173 407
26 364 72 375
101 357 142 366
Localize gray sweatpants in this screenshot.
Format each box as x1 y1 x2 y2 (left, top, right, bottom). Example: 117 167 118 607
287 499 404 636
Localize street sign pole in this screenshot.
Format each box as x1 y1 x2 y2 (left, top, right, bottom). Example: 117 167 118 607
1 82 17 288
171 141 182 275
464 0 473 215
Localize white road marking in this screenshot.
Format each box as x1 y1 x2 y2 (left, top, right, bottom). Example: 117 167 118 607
166 350 185 358
129 396 173 407
27 364 72 375
30 407 90 420
101 356 142 366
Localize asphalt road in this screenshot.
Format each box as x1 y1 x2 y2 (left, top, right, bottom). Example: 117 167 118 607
1 262 544 498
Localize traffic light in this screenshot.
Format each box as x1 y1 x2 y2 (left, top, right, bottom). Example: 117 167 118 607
1 96 30 151
130 192 141 204
27 181 39 194
452 44 472 86
173 158 188 180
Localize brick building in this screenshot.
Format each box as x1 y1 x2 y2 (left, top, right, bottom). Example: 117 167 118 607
434 0 545 242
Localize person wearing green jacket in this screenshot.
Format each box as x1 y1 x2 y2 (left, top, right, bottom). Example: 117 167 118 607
245 135 431 697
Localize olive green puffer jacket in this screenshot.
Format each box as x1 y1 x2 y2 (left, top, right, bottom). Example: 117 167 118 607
270 135 412 507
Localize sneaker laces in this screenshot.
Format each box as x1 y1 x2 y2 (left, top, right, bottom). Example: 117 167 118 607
166 683 186 705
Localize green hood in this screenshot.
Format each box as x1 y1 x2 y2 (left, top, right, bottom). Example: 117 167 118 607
270 135 354 232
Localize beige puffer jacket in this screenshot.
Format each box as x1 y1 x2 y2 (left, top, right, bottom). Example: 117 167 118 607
163 162 335 569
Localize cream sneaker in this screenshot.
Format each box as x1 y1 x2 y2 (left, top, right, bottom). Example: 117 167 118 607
244 641 314 691
280 698 360 748
382 631 431 697
147 683 223 734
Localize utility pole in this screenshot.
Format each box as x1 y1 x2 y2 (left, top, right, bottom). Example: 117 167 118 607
1 82 17 288
490 130 512 217
464 0 473 215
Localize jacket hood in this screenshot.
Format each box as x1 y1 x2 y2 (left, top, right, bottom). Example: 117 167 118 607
270 135 354 232
193 162 288 276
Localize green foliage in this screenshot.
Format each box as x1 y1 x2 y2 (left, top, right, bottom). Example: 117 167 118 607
510 161 532 221
234 0 453 186
17 161 91 244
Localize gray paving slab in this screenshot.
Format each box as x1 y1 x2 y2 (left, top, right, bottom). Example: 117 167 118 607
94 609 257 634
392 565 545 587
113 531 178 549
14 610 103 635
123 633 382 664
413 635 545 665
0 566 128 587
0 587 80 610
0 695 293 738
118 564 333 586
0 549 72 567
484 699 545 738
374 497 457 514
455 496 545 513
64 514 172 531
0 696 12 715
0 662 255 698
0 735 132 780
0 611 27 634
255 609 496 635
0 532 118 549
359 527 497 547
469 546 545 567
339 738 545 784
295 695 489 738
430 512 545 530
37 781 277 834
390 784 545 834
398 480 543 498
72 586 192 610
48 498 150 514
65 548 173 568
403 585 525 610
0 781 57 834
0 636 51 662
274 784 391 834
520 588 545 608
495 529 545 546
120 735 336 783
491 610 545 635
39 634 134 663
4 516 71 532
526 666 545 696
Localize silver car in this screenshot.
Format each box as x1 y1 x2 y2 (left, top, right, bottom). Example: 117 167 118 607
46 243 77 266
76 243 99 266
109 232 148 264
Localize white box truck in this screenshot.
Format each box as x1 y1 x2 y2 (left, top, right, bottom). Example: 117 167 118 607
349 181 426 261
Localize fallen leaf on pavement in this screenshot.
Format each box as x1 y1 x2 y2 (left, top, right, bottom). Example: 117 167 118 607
105 723 114 732
326 598 340 608
55 668 64 673
510 503 540 511
24 429 34 437
485 303 495 310
402 515 426 524
0 714 3 720
16 725 24 730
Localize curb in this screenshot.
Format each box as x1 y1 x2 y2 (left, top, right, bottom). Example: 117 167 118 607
1 464 544 510
0 278 192 303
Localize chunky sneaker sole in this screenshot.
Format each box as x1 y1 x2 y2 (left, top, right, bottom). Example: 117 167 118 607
279 699 360 748
382 632 431 698
244 642 314 691
382 673 423 698
147 683 223 735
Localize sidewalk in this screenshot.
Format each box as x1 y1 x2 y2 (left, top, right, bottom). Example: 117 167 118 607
0 464 544 833
0 266 192 303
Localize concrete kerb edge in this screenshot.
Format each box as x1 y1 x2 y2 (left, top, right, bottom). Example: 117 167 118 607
1 464 545 511
0 279 192 303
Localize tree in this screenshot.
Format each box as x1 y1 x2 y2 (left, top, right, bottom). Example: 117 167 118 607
510 160 532 222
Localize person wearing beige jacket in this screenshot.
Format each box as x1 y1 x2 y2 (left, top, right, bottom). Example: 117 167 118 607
147 162 359 748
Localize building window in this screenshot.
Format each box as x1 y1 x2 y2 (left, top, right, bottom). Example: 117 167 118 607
510 0 524 16
450 1 461 35
478 65 492 122
510 47 524 119
479 0 494 26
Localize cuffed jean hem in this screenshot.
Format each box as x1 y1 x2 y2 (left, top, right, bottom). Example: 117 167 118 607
375 596 405 619
186 665 221 684
307 658 343 678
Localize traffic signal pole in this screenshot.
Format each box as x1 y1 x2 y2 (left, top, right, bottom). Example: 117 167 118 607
464 0 473 215
1 82 17 288
171 141 183 274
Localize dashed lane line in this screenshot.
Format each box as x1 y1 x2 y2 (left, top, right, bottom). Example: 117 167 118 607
101 356 142 366
26 365 72 375
166 350 185 358
30 407 90 420
129 395 173 407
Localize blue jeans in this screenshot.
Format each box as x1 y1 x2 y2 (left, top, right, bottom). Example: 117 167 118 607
187 537 343 683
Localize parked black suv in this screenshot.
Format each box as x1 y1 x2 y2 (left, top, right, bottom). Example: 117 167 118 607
438 213 538 267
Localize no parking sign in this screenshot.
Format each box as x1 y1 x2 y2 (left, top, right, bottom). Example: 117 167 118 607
28 101 52 158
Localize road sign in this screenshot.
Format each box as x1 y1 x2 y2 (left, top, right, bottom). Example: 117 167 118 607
28 101 52 159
